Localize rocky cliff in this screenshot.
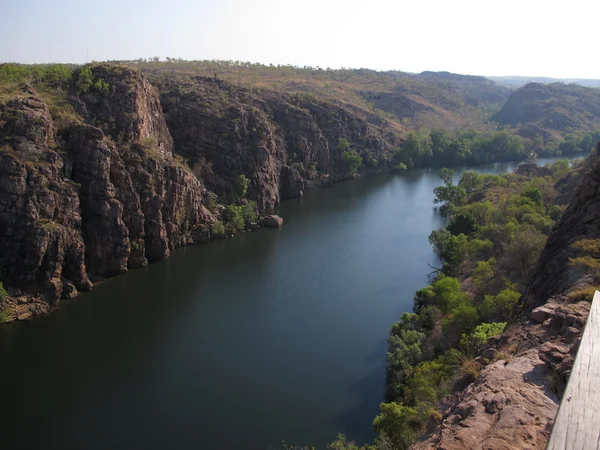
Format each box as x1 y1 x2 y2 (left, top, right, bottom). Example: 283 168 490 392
411 152 600 449
156 76 396 209
0 67 218 320
0 64 403 321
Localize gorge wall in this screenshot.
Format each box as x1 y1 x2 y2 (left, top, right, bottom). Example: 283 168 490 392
0 65 399 319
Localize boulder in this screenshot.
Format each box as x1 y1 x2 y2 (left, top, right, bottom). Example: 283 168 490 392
481 348 497 359
531 305 554 323
263 215 284 228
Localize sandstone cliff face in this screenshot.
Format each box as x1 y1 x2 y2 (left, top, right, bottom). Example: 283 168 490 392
0 90 91 306
524 152 600 309
157 77 395 210
0 69 215 319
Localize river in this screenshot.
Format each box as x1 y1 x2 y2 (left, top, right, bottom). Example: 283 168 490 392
0 157 571 449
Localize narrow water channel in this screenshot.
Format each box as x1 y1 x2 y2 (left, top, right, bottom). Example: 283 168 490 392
0 158 569 449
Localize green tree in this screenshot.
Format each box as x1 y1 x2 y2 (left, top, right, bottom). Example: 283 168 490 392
447 212 479 236
442 303 479 340
236 174 250 199
439 168 455 186
433 185 466 208
43 64 73 89
210 221 225 238
523 186 542 205
472 258 496 294
480 288 520 321
222 205 245 234
373 402 421 450
459 171 482 194
76 65 94 93
341 149 362 177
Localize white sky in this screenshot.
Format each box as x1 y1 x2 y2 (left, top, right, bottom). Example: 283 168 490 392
1 0 599 78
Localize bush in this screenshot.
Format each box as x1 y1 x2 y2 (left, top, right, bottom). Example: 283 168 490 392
76 65 94 93
447 212 479 236
373 402 422 450
236 174 250 199
241 201 257 223
522 213 553 233
222 205 245 234
341 149 362 177
467 238 493 260
441 303 479 340
472 258 496 294
0 308 12 324
459 322 506 352
210 221 225 238
0 282 6 302
205 194 218 213
549 204 565 221
480 289 520 321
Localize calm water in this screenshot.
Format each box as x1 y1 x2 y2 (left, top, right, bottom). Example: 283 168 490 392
0 158 569 449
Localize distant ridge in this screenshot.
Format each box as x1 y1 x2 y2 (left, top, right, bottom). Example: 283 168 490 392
488 75 600 89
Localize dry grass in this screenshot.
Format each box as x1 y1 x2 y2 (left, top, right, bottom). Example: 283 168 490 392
566 285 599 303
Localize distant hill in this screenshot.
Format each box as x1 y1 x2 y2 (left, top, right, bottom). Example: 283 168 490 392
492 82 600 140
488 75 600 89
129 61 511 133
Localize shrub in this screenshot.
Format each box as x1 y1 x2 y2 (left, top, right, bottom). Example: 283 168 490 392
467 238 493 260
522 213 553 233
459 322 506 352
341 149 362 177
442 303 479 340
480 288 520 321
76 65 94 93
459 171 482 194
447 212 479 236
523 186 543 205
373 402 422 450
236 174 250 199
210 221 225 238
549 205 565 221
222 205 245 234
472 258 496 294
0 282 6 302
0 308 12 324
205 194 218 213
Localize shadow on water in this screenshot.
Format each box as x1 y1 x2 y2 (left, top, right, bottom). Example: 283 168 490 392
333 340 388 444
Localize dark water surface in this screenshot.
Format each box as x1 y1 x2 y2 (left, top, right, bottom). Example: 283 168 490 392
0 158 568 449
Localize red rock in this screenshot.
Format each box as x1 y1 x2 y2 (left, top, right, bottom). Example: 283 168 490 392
263 215 284 228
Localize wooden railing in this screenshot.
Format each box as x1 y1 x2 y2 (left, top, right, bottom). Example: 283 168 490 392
547 290 600 449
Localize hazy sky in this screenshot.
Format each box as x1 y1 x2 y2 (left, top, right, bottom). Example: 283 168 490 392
1 0 598 78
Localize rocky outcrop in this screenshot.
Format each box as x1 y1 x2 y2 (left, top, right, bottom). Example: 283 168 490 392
413 298 589 449
0 70 216 319
156 77 395 211
0 90 91 304
263 215 283 228
74 65 174 155
515 162 554 178
524 151 600 310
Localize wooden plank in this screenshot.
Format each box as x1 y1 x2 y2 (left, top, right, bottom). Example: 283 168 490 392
548 290 600 450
